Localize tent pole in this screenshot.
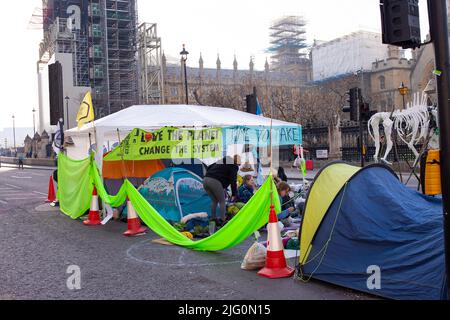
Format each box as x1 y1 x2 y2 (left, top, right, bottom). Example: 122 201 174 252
269 96 274 206
428 0 450 299
88 133 92 155
117 128 128 181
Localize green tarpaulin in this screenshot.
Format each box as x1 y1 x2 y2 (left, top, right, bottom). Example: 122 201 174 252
57 154 94 219
57 154 281 251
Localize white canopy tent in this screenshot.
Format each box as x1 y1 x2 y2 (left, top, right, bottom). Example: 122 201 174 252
65 104 302 167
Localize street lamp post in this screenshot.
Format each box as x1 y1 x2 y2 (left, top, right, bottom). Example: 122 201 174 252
65 96 70 129
356 69 365 168
428 0 450 298
180 44 189 105
398 82 409 109
32 108 36 135
12 115 16 152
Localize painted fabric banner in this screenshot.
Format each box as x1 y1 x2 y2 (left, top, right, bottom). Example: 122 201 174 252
104 127 223 161
224 125 302 147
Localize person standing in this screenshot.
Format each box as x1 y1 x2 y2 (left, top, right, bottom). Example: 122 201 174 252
277 167 288 182
18 154 25 170
50 169 59 207
203 155 241 226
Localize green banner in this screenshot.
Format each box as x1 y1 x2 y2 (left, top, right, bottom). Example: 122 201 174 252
57 154 281 251
104 127 223 161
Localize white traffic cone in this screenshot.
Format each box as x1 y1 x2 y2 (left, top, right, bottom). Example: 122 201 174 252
83 187 102 226
258 205 295 279
123 197 147 236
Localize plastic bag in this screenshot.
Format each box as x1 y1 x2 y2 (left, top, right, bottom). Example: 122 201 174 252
293 156 301 168
241 242 267 270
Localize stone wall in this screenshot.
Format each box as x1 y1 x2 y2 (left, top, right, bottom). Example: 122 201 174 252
0 157 56 167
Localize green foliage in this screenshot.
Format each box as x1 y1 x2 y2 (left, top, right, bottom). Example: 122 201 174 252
173 222 186 232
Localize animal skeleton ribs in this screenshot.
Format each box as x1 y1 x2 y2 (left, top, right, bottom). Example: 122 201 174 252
368 92 439 165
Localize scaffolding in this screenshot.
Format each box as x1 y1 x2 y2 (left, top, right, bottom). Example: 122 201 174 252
269 16 309 71
89 0 110 117
39 16 90 87
138 22 165 105
105 0 139 114
38 0 139 118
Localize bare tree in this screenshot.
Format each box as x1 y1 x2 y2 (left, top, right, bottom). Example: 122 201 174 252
193 85 248 111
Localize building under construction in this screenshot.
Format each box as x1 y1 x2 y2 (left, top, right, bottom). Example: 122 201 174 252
268 16 310 75
138 22 165 105
37 0 139 131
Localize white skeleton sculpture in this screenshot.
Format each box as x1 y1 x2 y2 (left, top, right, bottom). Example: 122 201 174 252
368 92 439 165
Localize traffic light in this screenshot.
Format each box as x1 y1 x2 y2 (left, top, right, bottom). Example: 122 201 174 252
343 87 359 121
246 94 257 114
360 102 374 121
380 0 421 49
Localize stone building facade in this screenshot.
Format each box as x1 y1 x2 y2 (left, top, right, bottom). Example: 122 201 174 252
23 131 53 159
410 37 436 102
161 53 312 119
370 45 414 112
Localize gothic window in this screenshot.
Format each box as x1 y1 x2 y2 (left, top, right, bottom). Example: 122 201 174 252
381 100 387 112
388 97 393 109
379 76 386 90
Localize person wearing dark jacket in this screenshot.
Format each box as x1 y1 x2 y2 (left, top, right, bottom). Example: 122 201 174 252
278 167 288 182
203 155 241 225
238 175 255 203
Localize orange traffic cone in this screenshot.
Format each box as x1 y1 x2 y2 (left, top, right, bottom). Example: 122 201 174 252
123 197 147 236
83 187 102 226
46 175 56 203
258 205 295 279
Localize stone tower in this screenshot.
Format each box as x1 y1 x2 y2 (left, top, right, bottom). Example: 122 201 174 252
216 54 221 82
199 53 204 80
264 58 270 82
233 55 238 83
387 45 401 59
249 57 254 84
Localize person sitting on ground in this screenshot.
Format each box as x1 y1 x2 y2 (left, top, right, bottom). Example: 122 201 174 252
238 175 255 203
277 181 295 220
203 155 241 227
271 168 282 184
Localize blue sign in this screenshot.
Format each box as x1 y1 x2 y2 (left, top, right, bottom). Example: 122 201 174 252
223 125 302 147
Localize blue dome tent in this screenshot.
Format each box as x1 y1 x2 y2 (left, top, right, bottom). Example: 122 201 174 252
298 162 447 300
137 167 212 222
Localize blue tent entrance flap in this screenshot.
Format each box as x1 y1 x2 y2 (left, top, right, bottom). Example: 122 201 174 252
138 168 212 222
299 163 446 300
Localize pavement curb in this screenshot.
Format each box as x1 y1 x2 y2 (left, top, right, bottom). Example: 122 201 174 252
0 164 56 171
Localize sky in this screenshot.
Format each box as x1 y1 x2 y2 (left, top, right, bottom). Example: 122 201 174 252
0 0 430 131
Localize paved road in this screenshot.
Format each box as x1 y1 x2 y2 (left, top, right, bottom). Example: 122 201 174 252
0 166 376 300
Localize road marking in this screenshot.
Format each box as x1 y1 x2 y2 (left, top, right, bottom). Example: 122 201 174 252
35 203 60 212
126 240 242 267
0 188 14 190
11 176 32 179
30 172 45 177
4 184 21 190
33 191 48 196
5 197 45 200
0 200 7 204
0 192 25 196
